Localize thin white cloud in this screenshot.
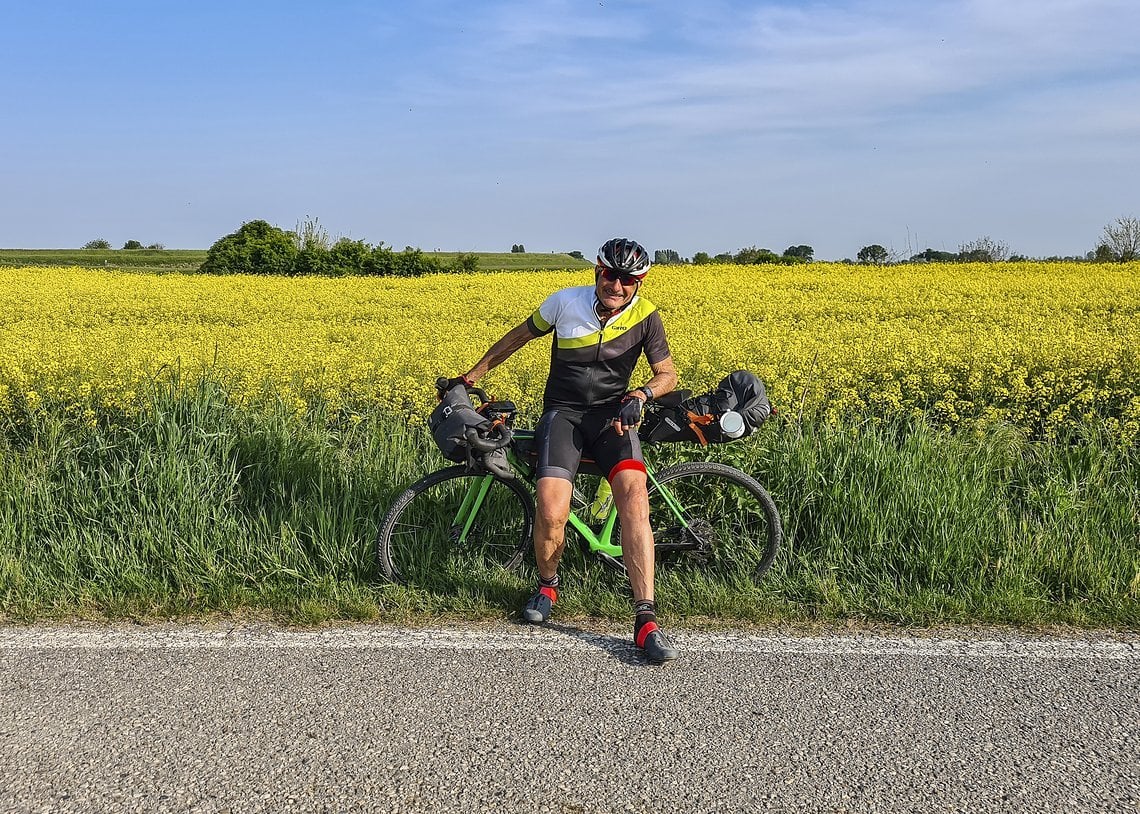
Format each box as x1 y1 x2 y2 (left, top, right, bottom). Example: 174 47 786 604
441 0 1140 141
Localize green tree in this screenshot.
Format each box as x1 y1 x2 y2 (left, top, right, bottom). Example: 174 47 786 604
200 220 298 275
567 250 585 260
511 244 526 253
1093 244 1118 262
734 246 786 264
654 249 683 265
958 236 1010 263
910 248 958 263
122 239 143 250
783 244 814 261
82 239 111 249
328 238 371 276
363 245 395 276
392 248 445 277
692 251 712 265
451 252 479 273
857 244 889 264
1100 216 1140 261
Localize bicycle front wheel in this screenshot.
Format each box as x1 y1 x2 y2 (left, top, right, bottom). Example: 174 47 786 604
648 461 782 585
377 466 534 587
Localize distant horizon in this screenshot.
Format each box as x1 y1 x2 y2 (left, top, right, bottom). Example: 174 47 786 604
0 242 1108 263
4 2 1138 261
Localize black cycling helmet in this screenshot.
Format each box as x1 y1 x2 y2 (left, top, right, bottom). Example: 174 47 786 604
597 237 651 279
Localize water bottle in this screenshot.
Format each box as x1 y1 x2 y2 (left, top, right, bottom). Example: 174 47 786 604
718 410 745 439
588 479 614 521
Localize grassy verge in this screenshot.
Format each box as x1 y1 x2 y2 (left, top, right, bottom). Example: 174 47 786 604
0 249 590 273
1 384 1136 628
0 249 207 272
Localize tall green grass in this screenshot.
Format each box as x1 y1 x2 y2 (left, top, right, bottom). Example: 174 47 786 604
1 382 1136 628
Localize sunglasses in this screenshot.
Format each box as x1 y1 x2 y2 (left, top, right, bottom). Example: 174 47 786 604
597 265 641 286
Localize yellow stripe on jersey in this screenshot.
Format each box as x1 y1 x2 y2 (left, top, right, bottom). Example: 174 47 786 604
529 308 553 333
553 298 658 349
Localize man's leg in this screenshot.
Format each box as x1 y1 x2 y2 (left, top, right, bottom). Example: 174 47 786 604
522 476 573 623
610 467 679 663
534 476 574 580
609 467 653 600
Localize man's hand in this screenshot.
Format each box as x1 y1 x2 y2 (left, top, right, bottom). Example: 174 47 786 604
613 392 645 436
437 375 474 398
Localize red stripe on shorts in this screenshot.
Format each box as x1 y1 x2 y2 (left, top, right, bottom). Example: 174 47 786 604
608 459 647 482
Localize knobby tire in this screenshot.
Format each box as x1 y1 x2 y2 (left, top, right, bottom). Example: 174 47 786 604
644 461 782 585
377 466 534 587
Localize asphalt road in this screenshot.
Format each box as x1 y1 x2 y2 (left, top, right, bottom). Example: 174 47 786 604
2 623 1138 813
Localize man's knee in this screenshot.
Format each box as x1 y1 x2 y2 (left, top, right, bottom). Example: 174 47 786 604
535 478 573 528
609 466 650 519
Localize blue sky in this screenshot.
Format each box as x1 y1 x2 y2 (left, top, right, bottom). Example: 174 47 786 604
3 0 1138 259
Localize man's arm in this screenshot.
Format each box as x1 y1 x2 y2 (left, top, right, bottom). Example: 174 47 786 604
637 356 678 403
614 356 679 436
463 322 539 383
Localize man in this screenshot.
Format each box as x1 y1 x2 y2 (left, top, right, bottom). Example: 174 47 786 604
454 238 680 663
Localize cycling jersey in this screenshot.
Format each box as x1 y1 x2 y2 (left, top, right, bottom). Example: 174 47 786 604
526 286 671 411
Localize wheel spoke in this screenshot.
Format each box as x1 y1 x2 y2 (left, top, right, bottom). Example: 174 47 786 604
378 467 534 587
644 462 781 585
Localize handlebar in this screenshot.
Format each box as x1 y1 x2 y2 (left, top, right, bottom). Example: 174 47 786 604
436 376 514 453
464 423 512 453
435 376 493 405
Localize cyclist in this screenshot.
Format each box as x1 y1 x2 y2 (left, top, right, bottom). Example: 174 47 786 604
451 237 680 663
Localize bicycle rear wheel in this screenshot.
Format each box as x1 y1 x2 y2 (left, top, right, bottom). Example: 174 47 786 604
647 461 781 585
377 466 534 587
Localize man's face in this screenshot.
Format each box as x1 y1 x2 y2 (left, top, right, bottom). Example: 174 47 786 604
594 264 639 311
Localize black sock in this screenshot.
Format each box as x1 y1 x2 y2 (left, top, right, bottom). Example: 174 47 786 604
633 600 657 641
539 573 560 589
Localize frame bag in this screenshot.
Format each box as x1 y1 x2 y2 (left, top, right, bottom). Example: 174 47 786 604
642 370 772 445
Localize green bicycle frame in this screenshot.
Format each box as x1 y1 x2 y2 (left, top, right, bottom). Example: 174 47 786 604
452 462 691 560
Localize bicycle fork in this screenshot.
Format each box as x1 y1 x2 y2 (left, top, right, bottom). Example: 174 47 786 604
452 475 496 544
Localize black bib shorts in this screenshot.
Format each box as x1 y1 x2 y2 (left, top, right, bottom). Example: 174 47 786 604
534 407 646 483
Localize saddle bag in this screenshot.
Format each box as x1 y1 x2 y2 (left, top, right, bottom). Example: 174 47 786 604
642 370 773 446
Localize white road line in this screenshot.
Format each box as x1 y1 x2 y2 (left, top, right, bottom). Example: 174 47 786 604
1 625 1138 660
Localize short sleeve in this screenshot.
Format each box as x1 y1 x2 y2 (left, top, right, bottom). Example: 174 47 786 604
642 311 671 365
526 291 559 336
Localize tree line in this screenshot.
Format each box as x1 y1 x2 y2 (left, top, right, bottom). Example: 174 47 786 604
649 217 1140 266
79 215 1139 275
200 220 477 277
83 239 165 250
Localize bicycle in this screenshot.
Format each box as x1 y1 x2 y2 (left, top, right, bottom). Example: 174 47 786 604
376 381 782 590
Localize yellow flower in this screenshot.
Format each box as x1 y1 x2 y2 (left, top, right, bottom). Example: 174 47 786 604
0 261 1137 441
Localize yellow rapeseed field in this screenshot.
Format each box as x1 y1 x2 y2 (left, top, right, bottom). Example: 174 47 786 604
3 263 1139 439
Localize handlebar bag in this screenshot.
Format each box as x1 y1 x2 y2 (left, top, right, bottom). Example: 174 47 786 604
429 383 492 462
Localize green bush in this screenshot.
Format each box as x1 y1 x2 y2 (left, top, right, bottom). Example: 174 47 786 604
199 220 481 277
200 220 299 275
294 245 333 276
450 252 479 274
392 248 444 277
327 238 372 276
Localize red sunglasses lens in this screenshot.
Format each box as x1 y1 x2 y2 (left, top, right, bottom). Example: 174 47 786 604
600 267 638 285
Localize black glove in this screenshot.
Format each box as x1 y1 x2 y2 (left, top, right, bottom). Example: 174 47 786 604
437 375 474 397
617 394 644 428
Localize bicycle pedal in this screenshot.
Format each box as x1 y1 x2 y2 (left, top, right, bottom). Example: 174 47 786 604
594 551 627 574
